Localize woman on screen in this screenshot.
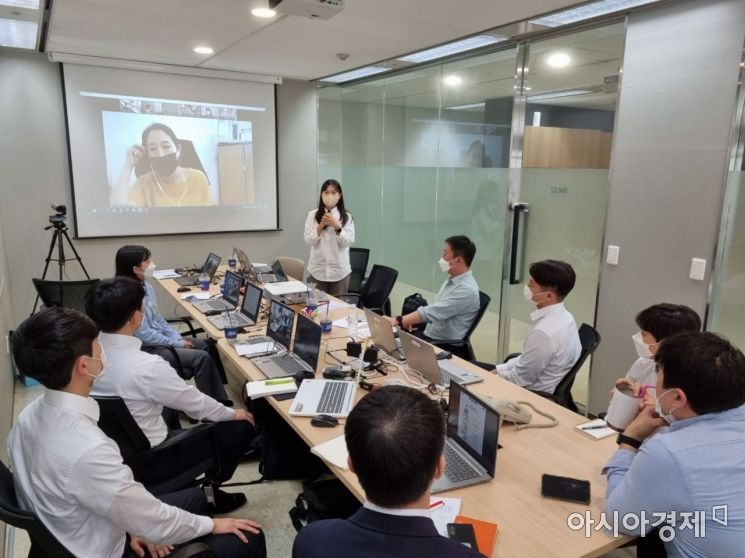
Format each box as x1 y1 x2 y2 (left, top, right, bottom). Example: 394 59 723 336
111 123 216 208
303 179 355 296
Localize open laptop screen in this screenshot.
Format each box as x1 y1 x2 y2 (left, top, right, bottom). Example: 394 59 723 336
271 260 287 280
267 299 294 349
202 252 221 279
241 282 262 321
222 270 242 307
293 314 322 369
447 382 499 476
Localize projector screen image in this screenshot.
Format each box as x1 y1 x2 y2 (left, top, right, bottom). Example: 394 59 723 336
63 64 278 237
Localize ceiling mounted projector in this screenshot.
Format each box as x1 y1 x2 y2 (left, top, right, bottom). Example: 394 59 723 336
268 0 344 20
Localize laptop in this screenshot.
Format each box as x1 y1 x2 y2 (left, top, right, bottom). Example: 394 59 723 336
257 260 288 284
364 308 404 360
289 379 357 418
208 281 263 330
236 299 296 355
398 331 484 387
174 252 221 286
191 270 242 315
431 381 500 494
253 314 322 379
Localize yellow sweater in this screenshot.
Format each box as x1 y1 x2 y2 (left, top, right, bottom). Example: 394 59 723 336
128 168 216 207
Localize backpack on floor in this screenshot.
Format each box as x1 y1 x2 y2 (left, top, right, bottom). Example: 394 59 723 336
289 474 362 532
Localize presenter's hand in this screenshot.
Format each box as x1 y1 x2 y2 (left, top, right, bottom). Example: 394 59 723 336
129 536 173 558
126 144 145 168
323 214 341 230
233 409 256 426
212 518 262 542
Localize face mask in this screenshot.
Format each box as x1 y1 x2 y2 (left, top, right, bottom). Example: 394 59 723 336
655 389 678 424
84 347 107 384
523 284 550 304
322 193 340 208
632 332 653 359
150 152 179 176
438 257 451 273
144 261 157 277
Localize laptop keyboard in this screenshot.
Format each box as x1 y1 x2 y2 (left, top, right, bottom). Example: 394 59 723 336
443 441 480 482
275 355 309 375
317 382 349 415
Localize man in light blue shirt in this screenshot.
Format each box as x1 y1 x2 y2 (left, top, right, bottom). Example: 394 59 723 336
392 235 480 342
604 331 745 558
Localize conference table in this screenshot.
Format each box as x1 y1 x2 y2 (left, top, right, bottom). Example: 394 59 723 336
157 269 631 557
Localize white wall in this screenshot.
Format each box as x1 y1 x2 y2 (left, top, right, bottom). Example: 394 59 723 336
0 51 318 327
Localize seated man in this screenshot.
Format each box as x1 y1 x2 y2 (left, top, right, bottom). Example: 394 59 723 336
8 307 265 558
494 259 581 394
292 385 482 558
85 277 254 512
391 235 480 342
613 303 701 396
604 331 745 556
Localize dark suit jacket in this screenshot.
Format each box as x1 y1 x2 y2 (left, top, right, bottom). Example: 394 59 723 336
292 507 484 558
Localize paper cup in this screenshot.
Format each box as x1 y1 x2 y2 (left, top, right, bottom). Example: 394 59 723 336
320 319 333 334
606 385 642 432
224 327 238 339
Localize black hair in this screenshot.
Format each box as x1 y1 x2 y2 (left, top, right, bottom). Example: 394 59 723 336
141 123 179 150
345 386 445 507
445 235 476 267
314 179 349 227
11 307 99 390
636 303 701 341
655 331 745 415
529 260 576 299
85 277 146 333
115 245 151 281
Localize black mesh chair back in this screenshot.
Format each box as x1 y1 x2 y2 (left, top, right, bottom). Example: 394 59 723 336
348 248 370 294
432 291 491 361
0 461 76 558
93 396 153 467
359 264 398 316
552 323 601 412
32 278 100 313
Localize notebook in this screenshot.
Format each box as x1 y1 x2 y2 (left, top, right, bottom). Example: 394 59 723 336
235 299 295 357
253 313 322 379
454 515 499 556
398 331 483 387
192 270 242 315
364 308 404 360
289 379 357 418
431 381 500 494
174 252 221 286
208 281 263 329
575 418 615 440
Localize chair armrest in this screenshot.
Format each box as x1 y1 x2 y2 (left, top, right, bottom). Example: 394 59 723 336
503 352 521 363
150 423 215 453
167 317 203 337
170 543 217 558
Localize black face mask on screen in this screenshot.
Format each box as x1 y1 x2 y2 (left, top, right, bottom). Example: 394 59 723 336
150 153 179 176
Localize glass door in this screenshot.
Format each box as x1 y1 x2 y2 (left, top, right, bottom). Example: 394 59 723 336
499 23 626 408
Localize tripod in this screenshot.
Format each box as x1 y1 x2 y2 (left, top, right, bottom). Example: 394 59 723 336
32 218 90 314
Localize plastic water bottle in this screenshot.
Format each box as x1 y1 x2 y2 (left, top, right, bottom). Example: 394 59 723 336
347 305 358 338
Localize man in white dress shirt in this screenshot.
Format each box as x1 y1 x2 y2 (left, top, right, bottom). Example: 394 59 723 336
8 307 265 558
495 259 581 394
85 277 255 514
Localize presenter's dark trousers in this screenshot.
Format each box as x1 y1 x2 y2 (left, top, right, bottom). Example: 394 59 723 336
136 421 254 489
121 486 266 558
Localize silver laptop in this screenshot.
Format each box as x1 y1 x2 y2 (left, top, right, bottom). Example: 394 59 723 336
208 281 263 330
289 379 357 418
253 314 322 379
364 308 404 360
174 252 221 286
257 260 288 284
235 299 295 356
192 270 242 315
432 381 499 493
398 331 484 387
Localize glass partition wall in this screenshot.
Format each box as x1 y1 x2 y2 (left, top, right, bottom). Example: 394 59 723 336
319 22 625 408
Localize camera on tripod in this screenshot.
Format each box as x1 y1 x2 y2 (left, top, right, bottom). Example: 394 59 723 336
48 204 67 228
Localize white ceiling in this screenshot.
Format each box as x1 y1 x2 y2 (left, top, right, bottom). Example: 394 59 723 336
45 0 591 81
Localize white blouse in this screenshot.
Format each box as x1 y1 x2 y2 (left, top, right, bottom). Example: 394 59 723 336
303 207 355 282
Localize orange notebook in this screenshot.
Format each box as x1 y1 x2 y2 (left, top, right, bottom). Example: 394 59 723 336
455 515 499 556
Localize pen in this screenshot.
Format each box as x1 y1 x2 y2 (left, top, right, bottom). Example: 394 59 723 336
264 378 295 386
429 500 445 510
581 424 608 430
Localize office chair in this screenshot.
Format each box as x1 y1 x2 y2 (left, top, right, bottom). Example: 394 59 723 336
531 323 601 412
338 264 398 316
431 291 491 362
134 139 210 183
32 278 100 313
348 247 370 294
0 461 217 558
277 256 305 281
93 396 220 495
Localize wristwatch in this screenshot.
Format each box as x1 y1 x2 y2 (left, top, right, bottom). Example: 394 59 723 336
616 432 642 449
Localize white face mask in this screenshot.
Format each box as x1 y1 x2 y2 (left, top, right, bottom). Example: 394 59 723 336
632 332 653 359
655 389 678 424
438 257 451 273
84 346 107 384
523 283 550 304
144 261 157 277
322 193 340 208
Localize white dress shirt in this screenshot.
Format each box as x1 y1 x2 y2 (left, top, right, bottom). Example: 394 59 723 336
304 207 355 282
7 390 212 558
363 501 431 518
93 332 235 445
496 302 581 393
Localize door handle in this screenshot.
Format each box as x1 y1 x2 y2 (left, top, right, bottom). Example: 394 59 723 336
509 202 530 285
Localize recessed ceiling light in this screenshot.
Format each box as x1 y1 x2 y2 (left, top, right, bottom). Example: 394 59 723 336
193 46 214 55
530 0 659 27
251 7 277 18
397 35 506 64
443 75 462 86
546 52 571 68
447 102 486 110
322 66 390 84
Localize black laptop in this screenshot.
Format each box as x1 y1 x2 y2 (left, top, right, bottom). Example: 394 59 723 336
174 252 221 286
